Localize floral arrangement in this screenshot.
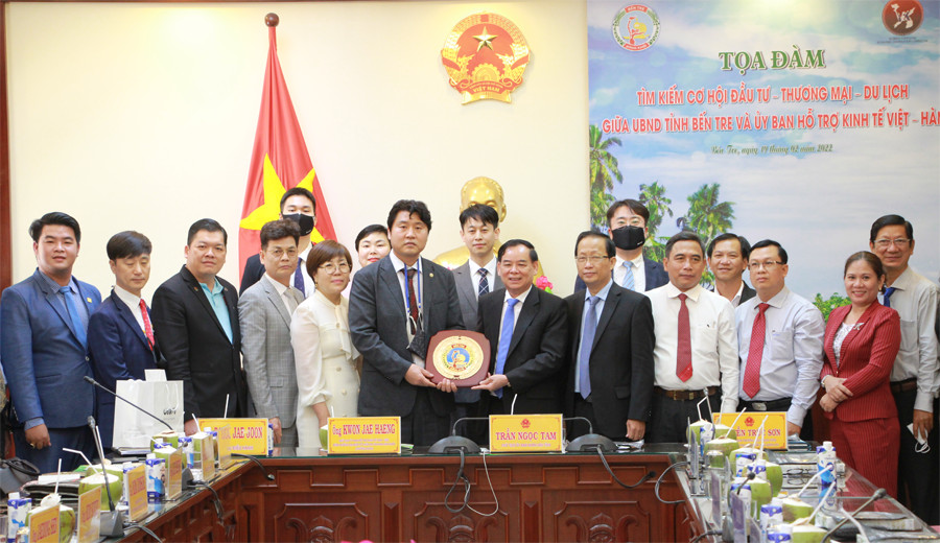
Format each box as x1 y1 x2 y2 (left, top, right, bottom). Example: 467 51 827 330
535 275 553 293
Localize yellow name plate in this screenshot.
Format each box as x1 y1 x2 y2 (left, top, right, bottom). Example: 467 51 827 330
489 414 563 453
165 450 183 499
125 464 149 522
327 417 401 455
78 485 101 543
201 418 269 456
713 412 788 449
29 504 59 543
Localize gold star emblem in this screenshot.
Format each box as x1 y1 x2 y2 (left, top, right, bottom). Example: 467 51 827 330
473 27 498 52
239 154 325 243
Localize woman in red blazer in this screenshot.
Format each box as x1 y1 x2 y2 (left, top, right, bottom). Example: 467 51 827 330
820 251 901 497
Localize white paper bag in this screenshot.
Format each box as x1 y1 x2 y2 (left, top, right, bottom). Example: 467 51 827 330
111 379 184 449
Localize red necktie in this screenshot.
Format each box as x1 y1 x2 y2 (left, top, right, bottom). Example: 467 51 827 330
676 293 692 382
406 268 420 334
139 298 155 349
743 303 770 398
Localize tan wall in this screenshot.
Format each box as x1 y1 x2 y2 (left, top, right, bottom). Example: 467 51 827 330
8 1 588 299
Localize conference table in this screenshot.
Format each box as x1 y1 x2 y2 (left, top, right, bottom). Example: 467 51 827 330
113 444 936 542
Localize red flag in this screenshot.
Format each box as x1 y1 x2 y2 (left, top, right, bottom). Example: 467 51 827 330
239 17 335 280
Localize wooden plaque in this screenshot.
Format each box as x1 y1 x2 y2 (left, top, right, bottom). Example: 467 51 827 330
426 330 490 387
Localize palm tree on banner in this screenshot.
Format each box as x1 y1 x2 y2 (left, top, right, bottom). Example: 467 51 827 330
589 124 622 230
676 183 735 247
639 181 672 262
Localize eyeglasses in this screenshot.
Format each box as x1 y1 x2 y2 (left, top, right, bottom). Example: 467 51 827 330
575 255 611 265
748 260 783 270
873 238 911 249
319 262 351 273
266 248 297 259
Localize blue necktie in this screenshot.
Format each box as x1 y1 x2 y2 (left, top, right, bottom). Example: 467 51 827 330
622 261 636 291
494 298 520 399
59 285 87 348
477 268 490 297
579 296 599 399
883 286 896 308
294 257 306 296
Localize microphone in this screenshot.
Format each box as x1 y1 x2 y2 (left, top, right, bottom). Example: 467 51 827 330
429 417 485 454
821 488 887 543
84 375 173 432
87 416 125 538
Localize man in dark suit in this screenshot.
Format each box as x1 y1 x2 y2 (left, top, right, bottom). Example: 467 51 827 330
0 212 101 472
574 199 668 293
152 219 246 436
474 240 568 415
564 231 654 441
240 187 317 298
451 204 503 439
707 233 756 307
87 231 161 450
350 200 465 446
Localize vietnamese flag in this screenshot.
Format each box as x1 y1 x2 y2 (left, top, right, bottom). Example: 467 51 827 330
239 14 336 280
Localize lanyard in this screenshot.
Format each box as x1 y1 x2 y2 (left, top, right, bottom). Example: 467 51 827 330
403 260 423 316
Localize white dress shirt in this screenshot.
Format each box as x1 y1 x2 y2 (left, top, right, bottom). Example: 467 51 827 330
648 283 739 413
735 287 825 427
880 266 940 412
614 253 646 292
264 273 301 315
499 285 533 342
574 279 612 395
467 257 497 300
113 284 147 334
297 244 315 299
388 252 425 365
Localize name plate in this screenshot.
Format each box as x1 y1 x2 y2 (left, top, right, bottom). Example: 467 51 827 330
126 464 149 522
165 450 183 499
194 433 216 480
78 485 101 543
713 412 787 449
327 417 401 454
489 414 563 453
201 418 268 456
29 504 59 543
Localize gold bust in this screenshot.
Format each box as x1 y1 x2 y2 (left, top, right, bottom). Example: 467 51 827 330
434 177 544 277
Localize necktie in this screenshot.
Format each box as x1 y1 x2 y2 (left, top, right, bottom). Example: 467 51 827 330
406 267 420 334
60 285 87 348
294 257 306 296
883 286 896 308
622 261 636 291
477 268 490 297
579 296 600 399
676 293 692 382
139 298 155 350
742 303 770 398
493 298 520 398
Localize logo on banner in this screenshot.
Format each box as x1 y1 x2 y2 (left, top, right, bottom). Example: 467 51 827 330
441 12 531 104
612 5 661 51
882 0 923 35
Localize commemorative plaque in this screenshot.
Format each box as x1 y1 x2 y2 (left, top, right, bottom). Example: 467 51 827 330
426 330 490 387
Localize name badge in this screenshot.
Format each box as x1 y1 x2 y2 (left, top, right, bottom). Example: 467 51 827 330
489 414 564 453
713 412 788 449
327 417 401 455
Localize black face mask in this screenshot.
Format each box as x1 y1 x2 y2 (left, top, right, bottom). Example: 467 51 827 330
283 213 315 236
611 225 646 251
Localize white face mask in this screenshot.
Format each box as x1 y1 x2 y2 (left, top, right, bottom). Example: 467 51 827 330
907 423 931 454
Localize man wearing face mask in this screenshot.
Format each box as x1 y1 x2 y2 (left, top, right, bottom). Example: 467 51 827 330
240 187 318 298
575 199 669 293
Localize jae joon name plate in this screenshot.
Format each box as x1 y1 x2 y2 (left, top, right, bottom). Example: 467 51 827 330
426 330 490 387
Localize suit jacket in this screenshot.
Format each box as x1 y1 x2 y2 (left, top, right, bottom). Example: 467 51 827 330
151 265 246 421
574 256 669 292
239 255 265 295
477 287 569 415
238 277 304 428
87 290 161 448
822 302 901 422
0 269 101 428
452 261 502 404
349 256 465 418
564 283 655 438
741 282 757 305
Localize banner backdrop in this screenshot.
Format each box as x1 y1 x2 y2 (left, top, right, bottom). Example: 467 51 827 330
588 1 939 305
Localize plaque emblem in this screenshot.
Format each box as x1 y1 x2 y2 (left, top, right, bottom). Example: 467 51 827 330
432 336 485 380
441 12 531 104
